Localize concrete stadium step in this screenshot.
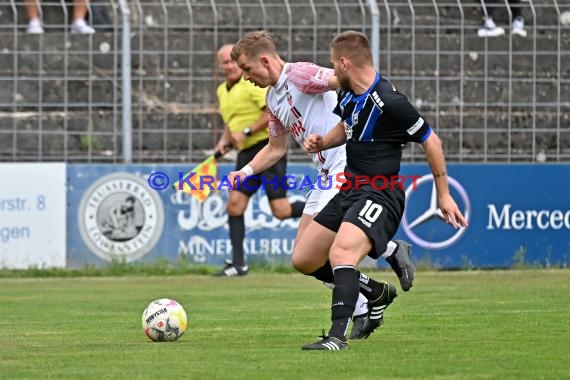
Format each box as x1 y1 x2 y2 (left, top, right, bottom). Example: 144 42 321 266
3 106 567 162
2 28 566 77
0 110 218 154
385 78 569 106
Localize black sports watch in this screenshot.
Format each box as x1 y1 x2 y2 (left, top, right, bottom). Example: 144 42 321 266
243 127 252 136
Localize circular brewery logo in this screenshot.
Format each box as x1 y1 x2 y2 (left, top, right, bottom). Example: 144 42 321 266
78 172 165 262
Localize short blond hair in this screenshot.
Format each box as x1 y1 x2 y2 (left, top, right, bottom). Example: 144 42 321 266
330 30 373 67
231 30 278 61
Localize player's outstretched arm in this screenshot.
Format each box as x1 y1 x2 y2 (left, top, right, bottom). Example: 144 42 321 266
422 132 468 229
328 75 339 89
286 62 339 93
228 134 288 190
247 133 288 173
303 121 346 153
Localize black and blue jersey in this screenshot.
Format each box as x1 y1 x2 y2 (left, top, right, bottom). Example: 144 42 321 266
334 73 432 178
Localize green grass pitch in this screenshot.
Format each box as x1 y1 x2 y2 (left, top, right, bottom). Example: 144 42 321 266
1 270 569 379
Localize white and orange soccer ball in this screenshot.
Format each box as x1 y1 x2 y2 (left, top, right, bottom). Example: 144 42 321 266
142 298 188 342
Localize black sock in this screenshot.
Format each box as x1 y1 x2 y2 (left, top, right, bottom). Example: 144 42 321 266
329 266 359 340
229 215 245 267
357 271 384 302
307 260 334 283
290 201 306 218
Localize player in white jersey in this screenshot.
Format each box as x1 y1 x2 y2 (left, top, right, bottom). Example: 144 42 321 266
263 61 346 217
227 31 414 339
263 62 343 214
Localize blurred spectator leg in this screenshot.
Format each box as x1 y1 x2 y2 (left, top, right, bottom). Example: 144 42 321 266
478 0 505 37
510 0 527 37
25 0 44 34
70 0 95 34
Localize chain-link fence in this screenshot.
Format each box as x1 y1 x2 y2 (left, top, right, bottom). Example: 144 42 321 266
0 0 568 163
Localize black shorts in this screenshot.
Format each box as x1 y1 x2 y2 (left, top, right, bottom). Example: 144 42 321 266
236 139 288 199
314 185 405 259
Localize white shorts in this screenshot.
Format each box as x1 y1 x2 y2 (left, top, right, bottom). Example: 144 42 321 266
303 148 346 216
304 185 338 216
303 170 348 216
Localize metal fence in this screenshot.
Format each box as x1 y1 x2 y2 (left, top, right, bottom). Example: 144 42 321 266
0 0 568 163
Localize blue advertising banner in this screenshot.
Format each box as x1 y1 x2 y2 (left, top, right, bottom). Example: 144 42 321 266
67 163 570 269
388 164 570 269
67 163 310 268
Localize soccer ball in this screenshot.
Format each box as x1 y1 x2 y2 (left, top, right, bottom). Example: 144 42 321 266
142 298 188 342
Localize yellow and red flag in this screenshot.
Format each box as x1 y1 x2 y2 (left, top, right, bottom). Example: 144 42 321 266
174 154 219 203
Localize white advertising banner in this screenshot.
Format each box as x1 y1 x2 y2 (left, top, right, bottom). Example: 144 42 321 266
0 163 66 269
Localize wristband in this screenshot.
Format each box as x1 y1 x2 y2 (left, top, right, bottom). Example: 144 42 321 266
241 165 254 176
433 171 447 178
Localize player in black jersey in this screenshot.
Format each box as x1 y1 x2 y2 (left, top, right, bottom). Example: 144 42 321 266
300 31 468 350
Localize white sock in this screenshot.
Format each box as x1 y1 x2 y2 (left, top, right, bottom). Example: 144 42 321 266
323 282 369 317
380 240 398 259
322 282 334 290
72 18 87 27
354 292 369 317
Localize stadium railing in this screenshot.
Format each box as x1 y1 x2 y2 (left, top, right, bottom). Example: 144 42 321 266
0 0 568 163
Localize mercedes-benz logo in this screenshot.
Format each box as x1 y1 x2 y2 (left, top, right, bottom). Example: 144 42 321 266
401 174 470 249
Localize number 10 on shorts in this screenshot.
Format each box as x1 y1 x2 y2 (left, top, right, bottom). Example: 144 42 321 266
358 199 383 225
